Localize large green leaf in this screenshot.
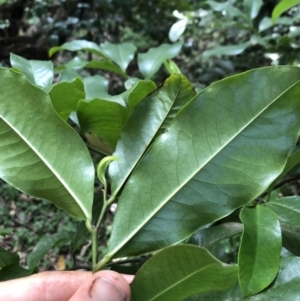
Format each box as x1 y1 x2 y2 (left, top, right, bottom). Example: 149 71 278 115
101 42 136 72
186 257 300 301
131 245 238 301
10 53 53 91
138 42 182 78
83 75 109 100
49 78 85 120
108 74 195 198
0 68 94 221
189 223 243 250
238 206 281 296
104 66 300 262
49 39 105 57
266 196 300 225
27 232 70 269
77 99 131 150
272 0 300 23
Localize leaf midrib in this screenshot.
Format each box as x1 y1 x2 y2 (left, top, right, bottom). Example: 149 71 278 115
0 114 89 219
108 78 300 256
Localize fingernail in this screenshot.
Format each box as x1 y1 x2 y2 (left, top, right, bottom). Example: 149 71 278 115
90 277 127 301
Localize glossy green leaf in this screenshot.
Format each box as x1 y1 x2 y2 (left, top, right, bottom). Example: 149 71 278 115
27 232 70 269
0 68 94 221
70 221 90 255
238 206 281 296
49 78 85 120
61 57 127 77
268 149 300 194
186 257 300 301
163 59 182 75
10 53 53 91
101 42 136 72
108 74 195 198
104 66 300 261
281 222 300 255
83 75 109 100
266 196 300 225
203 42 251 58
169 19 188 42
131 245 238 301
138 42 182 78
49 39 105 57
272 0 300 23
189 223 243 249
77 99 131 150
58 68 79 82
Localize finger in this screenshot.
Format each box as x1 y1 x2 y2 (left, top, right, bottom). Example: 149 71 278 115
69 270 133 301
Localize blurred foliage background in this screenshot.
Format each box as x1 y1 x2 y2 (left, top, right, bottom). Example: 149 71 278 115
2 0 300 271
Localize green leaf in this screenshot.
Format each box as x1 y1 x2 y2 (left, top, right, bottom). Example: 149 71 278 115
27 232 70 269
169 19 188 42
243 0 263 19
58 68 79 82
138 42 182 78
186 257 300 301
97 156 118 186
0 68 94 221
268 149 300 194
77 99 131 150
280 222 300 255
101 42 136 72
206 1 248 20
108 74 195 198
49 39 105 57
83 75 109 100
163 59 182 75
70 221 90 255
60 57 127 77
10 53 53 91
259 17 273 32
105 66 300 261
189 223 243 250
131 245 238 301
0 263 36 281
0 247 19 268
272 0 300 23
266 196 300 225
49 78 85 120
238 206 281 296
203 42 251 58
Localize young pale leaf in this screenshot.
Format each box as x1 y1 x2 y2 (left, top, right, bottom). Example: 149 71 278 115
105 66 300 261
138 42 182 78
0 68 94 221
49 39 105 57
272 0 300 23
238 206 281 296
131 245 238 301
169 19 188 42
97 156 118 186
100 42 136 72
27 232 70 269
189 223 243 250
77 99 131 150
49 78 85 120
203 42 251 59
10 53 53 91
186 257 300 301
108 74 195 198
281 222 300 256
268 149 300 195
266 196 300 225
163 59 182 75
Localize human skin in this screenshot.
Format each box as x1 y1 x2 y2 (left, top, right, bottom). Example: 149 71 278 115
0 270 133 301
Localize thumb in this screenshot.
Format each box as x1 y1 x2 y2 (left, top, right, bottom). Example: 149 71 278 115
69 270 132 301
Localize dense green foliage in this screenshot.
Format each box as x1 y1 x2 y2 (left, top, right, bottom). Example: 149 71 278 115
2 0 300 300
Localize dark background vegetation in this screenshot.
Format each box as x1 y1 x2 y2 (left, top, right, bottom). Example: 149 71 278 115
1 0 300 271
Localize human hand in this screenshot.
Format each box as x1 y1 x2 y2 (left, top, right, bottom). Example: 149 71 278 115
0 270 133 301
